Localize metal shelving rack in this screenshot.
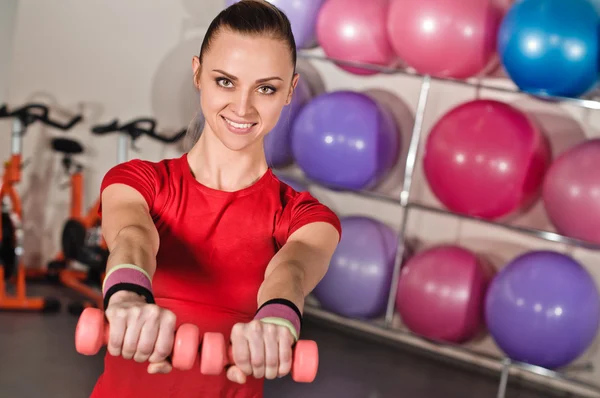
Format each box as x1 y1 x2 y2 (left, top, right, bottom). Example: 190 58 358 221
293 51 600 398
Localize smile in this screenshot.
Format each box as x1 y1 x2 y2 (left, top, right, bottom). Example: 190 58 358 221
223 116 255 129
221 116 257 135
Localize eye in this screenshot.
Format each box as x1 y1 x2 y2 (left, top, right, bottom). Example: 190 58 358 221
258 85 276 95
216 77 233 88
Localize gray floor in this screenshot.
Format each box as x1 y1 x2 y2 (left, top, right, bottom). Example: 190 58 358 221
0 285 570 398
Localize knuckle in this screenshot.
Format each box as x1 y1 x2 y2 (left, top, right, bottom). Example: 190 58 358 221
128 306 142 319
263 323 276 336
144 305 161 319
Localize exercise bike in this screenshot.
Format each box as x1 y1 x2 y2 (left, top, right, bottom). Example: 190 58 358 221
0 102 82 312
47 117 186 314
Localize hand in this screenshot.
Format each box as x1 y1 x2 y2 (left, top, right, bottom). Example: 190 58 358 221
227 320 295 384
105 290 177 374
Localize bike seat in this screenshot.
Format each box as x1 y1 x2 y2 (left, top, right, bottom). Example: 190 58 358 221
51 137 84 155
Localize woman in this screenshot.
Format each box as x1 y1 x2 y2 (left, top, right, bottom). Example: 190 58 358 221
91 1 341 397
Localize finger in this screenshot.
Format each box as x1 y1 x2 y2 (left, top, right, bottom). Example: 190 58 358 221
226 365 247 384
231 323 253 377
106 307 128 357
134 306 161 363
147 360 173 375
262 323 279 380
277 327 294 378
121 306 143 360
148 310 176 363
247 320 266 379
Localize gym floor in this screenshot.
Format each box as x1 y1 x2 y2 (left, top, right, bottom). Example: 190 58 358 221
0 286 567 398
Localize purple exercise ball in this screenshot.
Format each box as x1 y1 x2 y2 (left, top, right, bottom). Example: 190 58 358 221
485 251 600 369
312 216 398 319
225 0 325 48
264 78 312 168
291 91 400 190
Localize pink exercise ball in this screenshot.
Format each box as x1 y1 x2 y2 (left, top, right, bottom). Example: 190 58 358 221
423 100 551 220
387 0 504 78
543 140 600 244
396 245 494 343
316 0 396 75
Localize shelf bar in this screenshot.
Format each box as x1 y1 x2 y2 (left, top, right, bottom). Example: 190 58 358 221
385 76 431 325
298 52 600 111
408 203 600 251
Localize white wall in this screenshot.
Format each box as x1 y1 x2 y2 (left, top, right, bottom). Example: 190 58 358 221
0 0 18 101
4 0 600 393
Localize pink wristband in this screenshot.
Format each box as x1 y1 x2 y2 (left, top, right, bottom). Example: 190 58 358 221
254 302 301 339
102 265 152 297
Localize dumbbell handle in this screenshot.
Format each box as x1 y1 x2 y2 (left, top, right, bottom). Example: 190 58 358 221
200 332 319 383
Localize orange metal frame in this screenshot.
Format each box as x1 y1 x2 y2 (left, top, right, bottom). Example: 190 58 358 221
41 168 106 310
0 153 50 311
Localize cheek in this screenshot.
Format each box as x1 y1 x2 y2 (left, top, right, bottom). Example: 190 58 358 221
200 87 228 115
257 97 287 129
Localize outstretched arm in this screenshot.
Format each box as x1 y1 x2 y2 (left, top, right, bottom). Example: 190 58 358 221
228 221 340 384
257 221 340 313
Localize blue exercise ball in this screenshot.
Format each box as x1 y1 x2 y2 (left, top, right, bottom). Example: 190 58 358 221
498 0 600 98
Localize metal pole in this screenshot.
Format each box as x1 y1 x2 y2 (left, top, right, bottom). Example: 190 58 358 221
385 75 432 325
117 133 129 164
497 358 511 398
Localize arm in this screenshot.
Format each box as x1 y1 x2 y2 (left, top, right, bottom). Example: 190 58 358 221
257 221 340 314
101 183 160 279
100 183 176 374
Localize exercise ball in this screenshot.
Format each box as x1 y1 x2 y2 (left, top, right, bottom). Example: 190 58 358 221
291 91 400 191
423 99 551 220
264 78 312 168
225 0 325 48
498 0 600 98
316 0 396 75
387 0 504 79
486 251 600 369
313 216 398 319
542 140 600 244
395 245 493 343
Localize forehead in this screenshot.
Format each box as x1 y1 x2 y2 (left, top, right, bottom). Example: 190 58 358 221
203 29 293 80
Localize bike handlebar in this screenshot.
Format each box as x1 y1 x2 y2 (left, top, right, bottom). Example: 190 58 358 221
0 103 83 130
91 118 186 144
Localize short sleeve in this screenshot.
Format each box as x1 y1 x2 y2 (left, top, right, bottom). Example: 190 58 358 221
99 159 161 215
275 191 342 247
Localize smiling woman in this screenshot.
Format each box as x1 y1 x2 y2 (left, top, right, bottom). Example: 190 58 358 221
91 1 341 398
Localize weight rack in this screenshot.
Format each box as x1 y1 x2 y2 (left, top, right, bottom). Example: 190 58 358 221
289 51 600 398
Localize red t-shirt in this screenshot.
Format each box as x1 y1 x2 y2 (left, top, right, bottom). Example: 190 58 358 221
90 153 341 398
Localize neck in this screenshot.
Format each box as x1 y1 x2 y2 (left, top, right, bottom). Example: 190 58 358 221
186 126 269 192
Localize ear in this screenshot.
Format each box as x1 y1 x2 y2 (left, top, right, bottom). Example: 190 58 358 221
192 56 202 90
286 73 300 106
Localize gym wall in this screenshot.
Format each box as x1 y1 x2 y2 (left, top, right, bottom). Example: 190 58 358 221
3 0 600 391
0 0 18 102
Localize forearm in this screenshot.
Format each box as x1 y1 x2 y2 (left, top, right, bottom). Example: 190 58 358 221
106 225 159 278
257 261 306 313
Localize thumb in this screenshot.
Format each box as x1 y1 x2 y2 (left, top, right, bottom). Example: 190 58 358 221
226 365 247 384
147 360 173 374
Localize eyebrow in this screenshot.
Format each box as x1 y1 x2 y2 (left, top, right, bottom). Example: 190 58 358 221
212 69 283 83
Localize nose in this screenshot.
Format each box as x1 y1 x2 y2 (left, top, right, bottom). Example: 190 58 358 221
232 90 253 118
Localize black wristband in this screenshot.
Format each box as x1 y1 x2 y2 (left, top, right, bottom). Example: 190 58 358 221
256 298 303 328
103 283 156 310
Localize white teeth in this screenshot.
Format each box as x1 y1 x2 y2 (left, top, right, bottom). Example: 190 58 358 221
224 117 253 129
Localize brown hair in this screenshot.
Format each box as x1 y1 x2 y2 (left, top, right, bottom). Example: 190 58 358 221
185 0 297 148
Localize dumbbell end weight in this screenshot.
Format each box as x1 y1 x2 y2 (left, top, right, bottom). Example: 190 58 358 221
75 307 106 355
200 332 319 383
